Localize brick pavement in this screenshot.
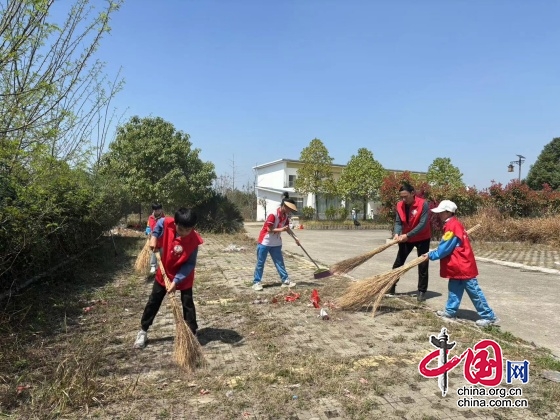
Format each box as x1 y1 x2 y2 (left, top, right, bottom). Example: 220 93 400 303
107 234 558 420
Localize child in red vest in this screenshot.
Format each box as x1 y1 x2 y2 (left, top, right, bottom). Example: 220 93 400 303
428 200 499 327
134 208 203 349
146 203 165 274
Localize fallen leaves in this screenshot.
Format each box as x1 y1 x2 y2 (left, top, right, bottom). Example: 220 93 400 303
16 384 32 395
82 299 108 314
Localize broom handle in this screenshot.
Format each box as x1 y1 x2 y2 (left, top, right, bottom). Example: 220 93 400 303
397 224 483 269
155 252 174 289
286 229 322 270
466 224 481 235
369 224 480 262
376 223 479 255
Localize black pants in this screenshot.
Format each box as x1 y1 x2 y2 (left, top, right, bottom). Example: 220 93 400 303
140 280 198 334
391 238 430 293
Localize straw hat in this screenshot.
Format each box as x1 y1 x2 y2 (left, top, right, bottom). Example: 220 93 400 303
284 201 297 212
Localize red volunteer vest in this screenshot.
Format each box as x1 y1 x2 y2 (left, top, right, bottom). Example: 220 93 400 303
439 217 478 279
148 213 165 247
257 207 289 245
155 217 203 290
148 213 164 230
396 196 431 242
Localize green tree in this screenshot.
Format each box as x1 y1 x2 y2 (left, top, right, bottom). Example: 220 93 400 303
526 137 560 190
0 0 125 295
338 148 385 220
426 157 465 189
102 116 216 209
0 0 123 172
294 138 335 219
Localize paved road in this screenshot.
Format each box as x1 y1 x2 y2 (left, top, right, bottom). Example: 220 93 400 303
244 223 560 357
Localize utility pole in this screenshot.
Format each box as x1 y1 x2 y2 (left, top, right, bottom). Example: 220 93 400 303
229 154 240 191
508 154 526 182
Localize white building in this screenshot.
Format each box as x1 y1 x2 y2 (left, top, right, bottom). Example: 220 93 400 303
253 158 426 222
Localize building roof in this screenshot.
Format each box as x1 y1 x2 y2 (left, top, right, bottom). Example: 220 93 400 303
253 158 346 170
253 158 426 174
255 186 291 194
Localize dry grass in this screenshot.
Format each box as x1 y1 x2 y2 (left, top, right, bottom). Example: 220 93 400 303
0 235 141 418
462 210 560 247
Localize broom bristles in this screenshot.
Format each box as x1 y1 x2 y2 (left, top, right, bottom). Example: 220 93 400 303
337 224 483 315
330 239 398 275
134 240 151 274
156 254 205 372
338 255 426 314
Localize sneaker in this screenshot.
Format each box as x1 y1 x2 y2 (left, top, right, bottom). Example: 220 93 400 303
476 318 500 327
149 265 156 274
252 282 263 291
385 285 396 297
281 280 296 288
417 291 426 302
133 330 147 349
436 310 454 319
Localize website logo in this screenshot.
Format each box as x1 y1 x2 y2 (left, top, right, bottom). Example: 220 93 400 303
419 328 530 402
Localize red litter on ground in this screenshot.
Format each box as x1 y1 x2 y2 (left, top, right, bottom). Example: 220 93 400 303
310 289 320 308
285 292 300 302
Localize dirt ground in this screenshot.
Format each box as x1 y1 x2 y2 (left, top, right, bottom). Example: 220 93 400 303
0 231 559 419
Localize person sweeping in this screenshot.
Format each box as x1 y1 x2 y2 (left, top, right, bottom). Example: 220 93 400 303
427 200 499 327
134 208 203 349
252 193 301 291
388 183 431 301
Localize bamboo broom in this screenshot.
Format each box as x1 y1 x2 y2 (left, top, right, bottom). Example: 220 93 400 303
331 223 482 275
155 252 205 372
330 239 398 275
134 239 151 274
337 224 482 316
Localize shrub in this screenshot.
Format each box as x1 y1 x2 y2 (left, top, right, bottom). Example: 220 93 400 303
193 192 244 234
337 207 348 220
0 157 129 295
378 171 431 224
325 206 337 220
301 206 315 220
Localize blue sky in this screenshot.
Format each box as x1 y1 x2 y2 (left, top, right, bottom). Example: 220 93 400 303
90 0 559 189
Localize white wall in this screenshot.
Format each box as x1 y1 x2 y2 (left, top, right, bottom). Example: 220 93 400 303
256 194 282 222
256 162 286 190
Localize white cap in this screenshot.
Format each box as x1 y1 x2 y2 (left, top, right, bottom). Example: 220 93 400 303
431 200 457 213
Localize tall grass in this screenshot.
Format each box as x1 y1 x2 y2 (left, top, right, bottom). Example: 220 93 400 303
462 208 560 247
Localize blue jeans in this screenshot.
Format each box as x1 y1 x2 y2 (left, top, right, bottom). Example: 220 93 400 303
254 244 289 283
446 278 495 320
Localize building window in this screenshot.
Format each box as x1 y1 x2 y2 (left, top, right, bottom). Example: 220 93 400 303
288 175 296 188
295 197 304 211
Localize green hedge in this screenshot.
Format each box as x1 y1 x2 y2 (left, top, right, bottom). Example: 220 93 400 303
0 157 130 295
